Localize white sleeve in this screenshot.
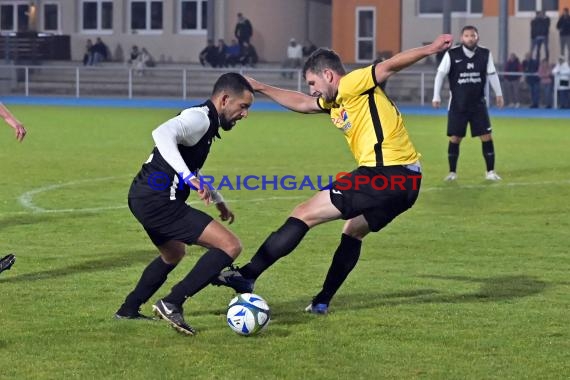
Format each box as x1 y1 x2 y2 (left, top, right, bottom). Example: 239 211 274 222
487 52 498 74
433 52 450 102
436 52 451 74
487 53 503 97
433 71 447 102
488 73 503 97
151 108 210 182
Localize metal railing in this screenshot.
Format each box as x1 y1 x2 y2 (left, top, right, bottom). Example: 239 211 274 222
0 64 567 109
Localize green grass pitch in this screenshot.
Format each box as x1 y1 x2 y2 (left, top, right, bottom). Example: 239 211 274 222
0 105 568 379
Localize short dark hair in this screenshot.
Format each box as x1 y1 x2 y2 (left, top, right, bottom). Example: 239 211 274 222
212 72 254 96
461 25 478 34
302 48 346 79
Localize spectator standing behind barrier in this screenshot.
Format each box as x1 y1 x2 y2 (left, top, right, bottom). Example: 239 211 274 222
133 48 155 76
281 38 303 79
523 52 540 108
91 37 109 65
302 40 317 58
235 13 253 46
226 39 241 67
557 8 570 61
530 11 550 61
239 41 258 67
216 39 228 68
552 56 570 108
538 58 553 108
128 45 140 65
503 53 522 107
199 40 219 67
83 39 94 66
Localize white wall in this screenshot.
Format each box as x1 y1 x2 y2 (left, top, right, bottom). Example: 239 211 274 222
401 1 564 65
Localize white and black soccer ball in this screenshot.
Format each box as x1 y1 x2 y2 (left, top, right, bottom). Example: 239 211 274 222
226 293 270 336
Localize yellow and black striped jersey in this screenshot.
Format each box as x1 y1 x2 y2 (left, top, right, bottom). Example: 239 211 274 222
318 65 420 167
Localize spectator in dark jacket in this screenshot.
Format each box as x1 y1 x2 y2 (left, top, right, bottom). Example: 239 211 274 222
234 13 253 47
199 39 219 67
302 40 317 58
557 8 570 60
92 37 109 64
503 53 522 107
239 42 258 67
83 39 94 66
538 58 554 108
523 52 540 108
225 39 241 67
216 39 228 67
530 11 550 61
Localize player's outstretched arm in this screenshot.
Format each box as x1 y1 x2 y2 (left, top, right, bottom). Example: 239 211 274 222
246 76 322 114
0 103 26 142
375 34 453 85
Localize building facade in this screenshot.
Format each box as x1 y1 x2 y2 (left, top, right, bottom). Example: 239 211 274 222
0 0 569 64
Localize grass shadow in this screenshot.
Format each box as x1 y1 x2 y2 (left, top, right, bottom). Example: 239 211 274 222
0 212 100 232
259 275 548 326
0 250 156 283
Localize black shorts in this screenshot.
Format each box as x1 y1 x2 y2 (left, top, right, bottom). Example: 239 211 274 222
328 165 422 232
447 104 491 137
128 197 213 246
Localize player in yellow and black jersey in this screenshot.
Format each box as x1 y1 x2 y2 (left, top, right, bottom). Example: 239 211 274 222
212 35 453 314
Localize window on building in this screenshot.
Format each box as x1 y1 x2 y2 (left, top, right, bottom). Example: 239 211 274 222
0 2 31 33
130 0 163 32
517 0 559 13
43 3 59 32
418 0 483 16
179 0 207 32
356 7 375 63
81 0 113 32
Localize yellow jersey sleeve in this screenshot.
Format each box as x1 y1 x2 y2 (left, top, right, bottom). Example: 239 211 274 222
338 65 378 98
317 97 335 112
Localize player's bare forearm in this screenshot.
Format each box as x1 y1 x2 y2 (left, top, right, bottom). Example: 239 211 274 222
0 103 19 127
375 34 453 84
246 77 321 114
0 103 26 142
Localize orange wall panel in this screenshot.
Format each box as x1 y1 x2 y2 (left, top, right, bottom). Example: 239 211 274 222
561 0 570 10
332 0 401 63
483 0 515 17
483 0 498 16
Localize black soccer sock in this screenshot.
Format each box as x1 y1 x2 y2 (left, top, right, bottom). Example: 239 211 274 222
312 234 362 306
448 141 460 173
482 140 495 171
123 256 177 310
239 217 310 280
163 248 233 306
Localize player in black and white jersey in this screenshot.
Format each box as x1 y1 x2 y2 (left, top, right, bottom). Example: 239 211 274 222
115 73 254 335
432 26 504 181
0 103 26 275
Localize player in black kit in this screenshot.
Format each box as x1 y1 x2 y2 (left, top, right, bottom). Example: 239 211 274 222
432 26 504 181
115 73 254 335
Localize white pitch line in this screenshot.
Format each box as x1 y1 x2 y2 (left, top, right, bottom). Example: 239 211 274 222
13 178 570 215
17 176 125 213
17 176 308 214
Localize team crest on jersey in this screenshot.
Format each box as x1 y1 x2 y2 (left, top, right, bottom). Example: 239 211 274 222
331 108 352 132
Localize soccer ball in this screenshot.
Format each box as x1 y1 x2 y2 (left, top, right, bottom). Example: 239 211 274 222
226 293 270 336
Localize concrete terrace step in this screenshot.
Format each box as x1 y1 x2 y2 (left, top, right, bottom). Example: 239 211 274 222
3 61 450 102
